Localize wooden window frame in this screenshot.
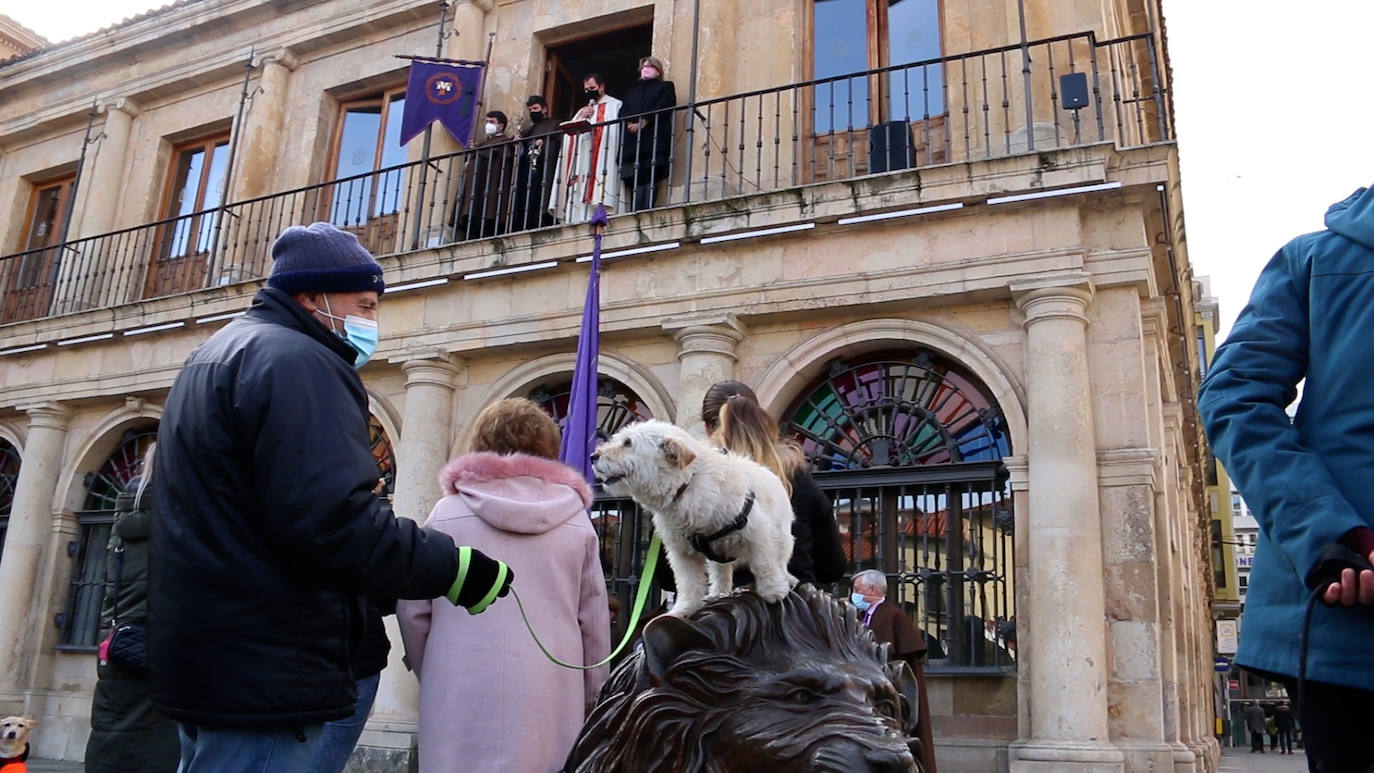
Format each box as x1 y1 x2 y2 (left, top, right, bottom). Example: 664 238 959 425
155 132 232 259
322 85 408 224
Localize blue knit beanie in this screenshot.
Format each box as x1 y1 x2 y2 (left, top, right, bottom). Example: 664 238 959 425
266 222 386 296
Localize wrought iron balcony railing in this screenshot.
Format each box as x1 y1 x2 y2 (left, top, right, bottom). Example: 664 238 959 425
0 31 1167 325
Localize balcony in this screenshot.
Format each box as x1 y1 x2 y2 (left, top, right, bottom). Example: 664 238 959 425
0 31 1168 326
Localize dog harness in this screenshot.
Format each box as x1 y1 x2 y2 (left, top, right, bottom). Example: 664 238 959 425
688 491 756 563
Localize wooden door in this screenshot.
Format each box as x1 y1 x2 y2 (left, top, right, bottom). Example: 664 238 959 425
2 176 74 323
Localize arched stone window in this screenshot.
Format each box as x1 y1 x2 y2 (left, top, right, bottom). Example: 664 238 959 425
0 440 20 560
60 426 157 648
782 349 1015 670
529 377 654 446
783 349 1009 470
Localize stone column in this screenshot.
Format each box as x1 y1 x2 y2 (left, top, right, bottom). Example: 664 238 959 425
1098 449 1179 772
0 403 70 704
230 49 296 203
74 98 138 239
664 315 745 436
363 354 463 768
218 49 297 285
392 355 464 522
54 98 137 313
1009 274 1123 773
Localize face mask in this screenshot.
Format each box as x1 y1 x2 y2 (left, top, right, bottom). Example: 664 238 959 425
320 296 379 369
484 122 499 136
640 67 658 80
850 592 871 611
584 88 600 102
529 109 543 121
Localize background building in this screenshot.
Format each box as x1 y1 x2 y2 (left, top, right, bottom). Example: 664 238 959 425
0 1 1218 770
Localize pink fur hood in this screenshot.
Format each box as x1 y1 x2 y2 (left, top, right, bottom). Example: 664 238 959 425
436 452 594 535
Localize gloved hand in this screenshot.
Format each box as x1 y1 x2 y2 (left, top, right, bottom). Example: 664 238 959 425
446 546 514 614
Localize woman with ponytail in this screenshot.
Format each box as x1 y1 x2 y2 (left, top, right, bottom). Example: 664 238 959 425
701 381 847 586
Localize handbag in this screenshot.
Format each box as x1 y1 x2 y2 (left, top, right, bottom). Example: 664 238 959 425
99 542 148 671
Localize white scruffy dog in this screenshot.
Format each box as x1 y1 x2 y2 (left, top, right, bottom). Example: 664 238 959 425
593 419 797 617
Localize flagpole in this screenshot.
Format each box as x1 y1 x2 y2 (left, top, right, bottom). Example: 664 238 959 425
559 205 609 484
410 0 450 250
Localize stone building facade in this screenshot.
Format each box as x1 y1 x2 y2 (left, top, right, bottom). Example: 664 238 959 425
0 1 1219 770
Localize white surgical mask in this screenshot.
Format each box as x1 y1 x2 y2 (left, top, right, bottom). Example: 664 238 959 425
850 592 872 611
319 296 379 369
484 123 499 136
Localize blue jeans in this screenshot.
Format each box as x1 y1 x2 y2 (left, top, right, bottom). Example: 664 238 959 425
307 672 381 773
177 722 322 773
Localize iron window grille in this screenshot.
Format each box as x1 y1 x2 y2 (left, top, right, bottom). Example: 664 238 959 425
57 427 155 649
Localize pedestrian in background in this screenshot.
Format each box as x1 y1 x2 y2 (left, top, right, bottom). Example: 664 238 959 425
85 444 178 773
700 380 847 587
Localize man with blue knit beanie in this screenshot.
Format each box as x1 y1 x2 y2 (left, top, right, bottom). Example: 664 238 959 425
150 222 513 772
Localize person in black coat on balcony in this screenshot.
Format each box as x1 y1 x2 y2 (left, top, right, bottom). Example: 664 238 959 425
512 95 564 231
149 222 513 772
701 380 848 587
85 451 179 773
618 56 677 211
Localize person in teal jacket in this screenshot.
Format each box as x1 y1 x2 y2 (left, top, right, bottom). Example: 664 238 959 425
1200 186 1374 772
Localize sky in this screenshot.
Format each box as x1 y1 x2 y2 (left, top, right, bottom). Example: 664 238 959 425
6 1 1374 337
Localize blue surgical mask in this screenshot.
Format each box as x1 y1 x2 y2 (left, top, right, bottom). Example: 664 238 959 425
850 592 871 611
320 297 379 368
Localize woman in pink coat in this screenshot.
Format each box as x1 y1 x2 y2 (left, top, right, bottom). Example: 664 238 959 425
398 398 611 773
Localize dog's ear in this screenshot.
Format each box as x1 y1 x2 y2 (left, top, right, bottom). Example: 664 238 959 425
642 615 714 682
22 717 36 729
660 437 696 468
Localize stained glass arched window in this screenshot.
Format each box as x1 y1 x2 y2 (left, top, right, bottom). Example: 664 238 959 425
83 427 158 511
63 425 157 648
782 349 1010 471
0 440 19 520
530 377 654 445
369 415 397 499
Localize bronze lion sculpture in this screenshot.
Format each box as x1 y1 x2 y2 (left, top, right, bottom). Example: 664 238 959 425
564 586 924 773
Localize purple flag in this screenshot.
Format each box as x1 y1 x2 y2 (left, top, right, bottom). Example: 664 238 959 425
560 206 609 485
399 61 484 147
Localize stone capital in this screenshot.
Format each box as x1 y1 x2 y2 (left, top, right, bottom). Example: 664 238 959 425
664 315 745 360
1097 447 1159 490
401 354 464 389
457 0 495 12
1011 272 1094 328
1002 454 1029 492
257 47 299 72
18 401 71 430
98 96 140 119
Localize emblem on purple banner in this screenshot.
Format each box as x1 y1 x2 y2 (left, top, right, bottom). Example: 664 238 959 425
399 60 484 147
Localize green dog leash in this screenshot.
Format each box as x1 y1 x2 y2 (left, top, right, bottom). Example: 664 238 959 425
508 532 663 671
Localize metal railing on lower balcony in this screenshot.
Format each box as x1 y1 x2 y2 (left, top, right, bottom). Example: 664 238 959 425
0 31 1167 325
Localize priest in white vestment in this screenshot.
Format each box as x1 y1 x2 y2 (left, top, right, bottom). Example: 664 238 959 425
551 74 622 223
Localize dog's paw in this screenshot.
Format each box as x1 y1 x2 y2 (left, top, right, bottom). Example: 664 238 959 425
668 599 704 617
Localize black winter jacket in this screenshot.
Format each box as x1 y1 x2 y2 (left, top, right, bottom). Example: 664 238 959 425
148 288 458 728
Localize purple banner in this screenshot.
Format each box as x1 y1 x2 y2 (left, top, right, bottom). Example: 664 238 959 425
399 61 484 147
559 206 609 485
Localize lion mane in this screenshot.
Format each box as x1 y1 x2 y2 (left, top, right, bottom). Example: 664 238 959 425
564 586 922 773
